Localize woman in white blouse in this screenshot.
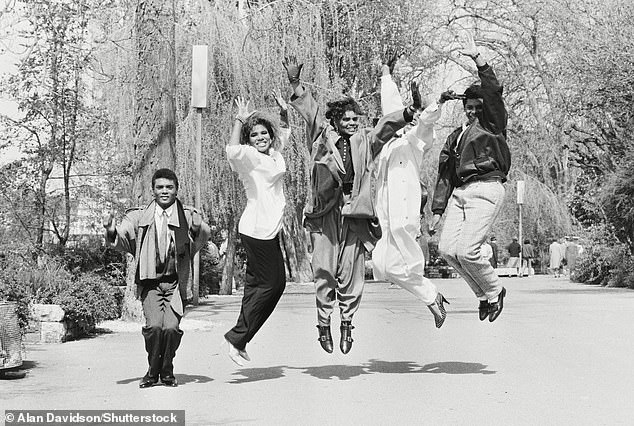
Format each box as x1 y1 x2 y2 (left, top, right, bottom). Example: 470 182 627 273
223 94 290 365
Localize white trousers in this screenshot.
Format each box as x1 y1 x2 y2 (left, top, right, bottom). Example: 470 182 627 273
438 180 505 300
373 225 437 305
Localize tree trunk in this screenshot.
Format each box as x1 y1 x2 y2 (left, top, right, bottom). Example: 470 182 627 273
121 0 177 321
280 213 312 283
220 217 236 295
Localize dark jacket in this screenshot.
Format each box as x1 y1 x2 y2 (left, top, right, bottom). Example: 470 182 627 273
431 64 511 215
290 89 409 250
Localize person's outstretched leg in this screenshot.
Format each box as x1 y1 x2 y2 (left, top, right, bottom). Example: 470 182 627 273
311 210 340 353
438 188 487 298
224 235 286 354
336 220 366 354
454 180 506 321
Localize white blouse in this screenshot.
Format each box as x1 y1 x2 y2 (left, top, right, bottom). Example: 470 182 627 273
226 128 290 240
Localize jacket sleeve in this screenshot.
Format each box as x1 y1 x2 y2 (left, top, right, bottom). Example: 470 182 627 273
380 74 405 116
406 103 442 152
289 89 330 153
107 210 141 256
187 211 211 256
478 64 507 137
431 138 454 215
369 108 409 159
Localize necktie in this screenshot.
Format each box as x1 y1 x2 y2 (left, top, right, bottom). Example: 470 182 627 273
159 211 169 262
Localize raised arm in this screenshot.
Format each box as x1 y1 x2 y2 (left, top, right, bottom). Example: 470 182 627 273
380 48 405 116
229 96 253 147
459 31 507 135
271 89 291 149
369 81 420 158
283 56 305 100
284 56 327 152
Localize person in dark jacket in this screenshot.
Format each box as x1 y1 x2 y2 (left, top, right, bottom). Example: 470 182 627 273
507 237 521 274
520 239 535 277
283 56 420 354
428 32 510 323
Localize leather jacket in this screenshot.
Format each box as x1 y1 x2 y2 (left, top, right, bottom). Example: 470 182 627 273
431 64 511 215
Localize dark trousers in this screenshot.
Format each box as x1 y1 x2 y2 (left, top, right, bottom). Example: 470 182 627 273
225 234 286 351
141 281 183 378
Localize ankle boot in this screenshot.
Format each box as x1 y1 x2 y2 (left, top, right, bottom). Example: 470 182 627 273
317 325 333 353
340 321 354 354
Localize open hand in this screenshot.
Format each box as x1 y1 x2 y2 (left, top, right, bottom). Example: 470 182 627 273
271 89 288 111
383 47 401 74
282 56 303 84
410 81 422 110
234 96 254 122
102 211 116 234
458 31 479 59
439 90 464 103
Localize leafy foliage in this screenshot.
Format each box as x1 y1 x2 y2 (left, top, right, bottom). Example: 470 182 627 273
573 225 634 288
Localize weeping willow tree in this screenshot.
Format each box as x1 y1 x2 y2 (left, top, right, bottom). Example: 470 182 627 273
96 0 604 296
172 0 337 292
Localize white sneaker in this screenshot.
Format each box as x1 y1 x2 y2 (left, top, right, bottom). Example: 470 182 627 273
239 349 251 362
222 338 244 366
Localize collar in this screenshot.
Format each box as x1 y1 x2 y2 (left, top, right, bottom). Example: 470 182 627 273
155 202 175 220
139 200 181 228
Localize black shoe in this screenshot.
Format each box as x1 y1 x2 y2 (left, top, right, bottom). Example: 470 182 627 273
160 375 178 387
428 292 449 328
139 373 158 388
317 325 333 353
488 287 507 322
478 300 491 321
340 321 354 354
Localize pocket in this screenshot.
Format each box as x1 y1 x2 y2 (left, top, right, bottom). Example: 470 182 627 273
473 155 495 173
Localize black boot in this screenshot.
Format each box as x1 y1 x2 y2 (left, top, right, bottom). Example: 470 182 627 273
317 325 333 353
340 321 354 354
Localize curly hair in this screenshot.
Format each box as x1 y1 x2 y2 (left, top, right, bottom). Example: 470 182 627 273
240 112 281 151
325 97 364 129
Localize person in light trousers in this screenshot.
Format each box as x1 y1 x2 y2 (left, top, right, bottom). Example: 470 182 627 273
429 32 511 322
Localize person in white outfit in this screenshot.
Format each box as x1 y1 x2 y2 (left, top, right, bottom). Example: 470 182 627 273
222 94 291 365
371 53 449 328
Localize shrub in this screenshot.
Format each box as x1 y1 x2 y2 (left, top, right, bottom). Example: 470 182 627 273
199 243 222 296
51 273 121 332
0 247 37 331
572 225 634 288
0 274 31 331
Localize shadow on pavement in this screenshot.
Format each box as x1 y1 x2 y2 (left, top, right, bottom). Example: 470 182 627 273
227 360 495 383
116 373 213 386
0 360 38 380
419 361 495 375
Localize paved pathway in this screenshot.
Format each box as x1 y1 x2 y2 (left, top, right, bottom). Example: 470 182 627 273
2 276 634 425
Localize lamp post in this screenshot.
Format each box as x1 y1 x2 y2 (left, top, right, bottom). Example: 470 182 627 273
191 45 208 305
517 180 525 276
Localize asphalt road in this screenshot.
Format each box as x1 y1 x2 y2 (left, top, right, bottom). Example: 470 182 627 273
2 276 633 425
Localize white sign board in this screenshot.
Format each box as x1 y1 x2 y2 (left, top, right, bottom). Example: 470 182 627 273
517 180 525 205
191 45 208 108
